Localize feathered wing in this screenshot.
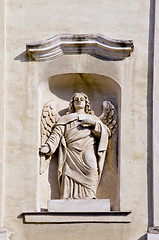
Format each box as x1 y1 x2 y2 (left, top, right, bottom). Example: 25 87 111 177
100 101 118 173
40 100 60 174
99 101 117 136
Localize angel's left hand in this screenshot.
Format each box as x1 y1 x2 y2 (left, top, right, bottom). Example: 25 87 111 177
81 119 96 127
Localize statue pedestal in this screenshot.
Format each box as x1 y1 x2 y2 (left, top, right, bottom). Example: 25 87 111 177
47 199 110 212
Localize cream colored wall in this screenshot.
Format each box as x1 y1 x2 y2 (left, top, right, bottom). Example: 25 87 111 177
0 0 6 228
1 0 151 239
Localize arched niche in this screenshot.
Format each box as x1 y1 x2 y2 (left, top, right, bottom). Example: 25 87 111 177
39 73 121 211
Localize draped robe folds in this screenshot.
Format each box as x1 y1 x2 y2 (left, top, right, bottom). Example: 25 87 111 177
47 113 109 199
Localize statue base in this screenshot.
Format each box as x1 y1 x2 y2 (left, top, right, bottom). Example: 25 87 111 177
47 199 110 212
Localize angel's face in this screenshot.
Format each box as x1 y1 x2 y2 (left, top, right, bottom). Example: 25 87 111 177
73 93 86 111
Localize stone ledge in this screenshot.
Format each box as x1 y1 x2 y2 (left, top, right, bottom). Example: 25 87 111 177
22 211 131 224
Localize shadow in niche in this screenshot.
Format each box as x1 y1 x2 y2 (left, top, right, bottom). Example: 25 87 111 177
147 0 155 228
48 153 60 199
58 108 68 117
48 73 120 115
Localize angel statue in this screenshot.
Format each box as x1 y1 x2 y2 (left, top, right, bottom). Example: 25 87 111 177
40 92 117 199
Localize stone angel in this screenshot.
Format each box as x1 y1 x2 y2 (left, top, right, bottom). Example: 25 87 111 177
39 92 117 199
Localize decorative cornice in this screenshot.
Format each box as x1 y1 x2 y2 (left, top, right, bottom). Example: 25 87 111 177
148 227 159 234
26 34 134 61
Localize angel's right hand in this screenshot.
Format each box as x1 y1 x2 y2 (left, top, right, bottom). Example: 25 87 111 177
39 144 50 154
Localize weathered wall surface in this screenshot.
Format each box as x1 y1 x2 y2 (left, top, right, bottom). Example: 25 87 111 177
0 0 153 239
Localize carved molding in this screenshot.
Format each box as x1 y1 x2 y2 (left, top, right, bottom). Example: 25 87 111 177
26 34 134 61
149 227 159 234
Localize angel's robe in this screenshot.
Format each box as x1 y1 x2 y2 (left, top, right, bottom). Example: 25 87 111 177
46 113 109 199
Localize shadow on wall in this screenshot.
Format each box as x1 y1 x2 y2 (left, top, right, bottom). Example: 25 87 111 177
138 234 147 240
48 73 121 116
14 51 124 63
14 51 32 62
147 0 155 228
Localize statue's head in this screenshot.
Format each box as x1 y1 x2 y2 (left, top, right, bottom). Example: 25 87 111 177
68 92 94 114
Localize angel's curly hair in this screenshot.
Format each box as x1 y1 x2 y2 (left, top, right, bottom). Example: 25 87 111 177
67 92 94 115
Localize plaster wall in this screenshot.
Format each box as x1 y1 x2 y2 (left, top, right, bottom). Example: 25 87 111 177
0 0 152 240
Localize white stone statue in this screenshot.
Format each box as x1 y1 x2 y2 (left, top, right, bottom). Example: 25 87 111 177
40 93 117 199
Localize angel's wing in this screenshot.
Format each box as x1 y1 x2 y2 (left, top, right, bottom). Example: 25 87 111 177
40 101 60 174
100 101 118 174
99 101 117 136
